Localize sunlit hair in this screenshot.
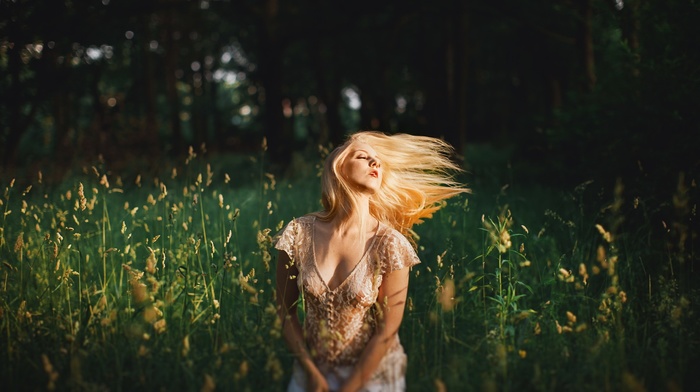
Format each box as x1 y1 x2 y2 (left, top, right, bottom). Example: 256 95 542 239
314 131 469 236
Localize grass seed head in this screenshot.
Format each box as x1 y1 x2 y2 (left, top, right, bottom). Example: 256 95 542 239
145 248 157 275
41 354 59 390
14 232 23 253
438 278 456 312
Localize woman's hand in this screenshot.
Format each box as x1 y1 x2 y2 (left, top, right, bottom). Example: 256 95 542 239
337 266 412 391
305 366 330 392
337 383 356 392
276 250 327 391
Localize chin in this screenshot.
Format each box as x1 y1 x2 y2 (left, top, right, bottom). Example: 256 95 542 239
366 186 380 195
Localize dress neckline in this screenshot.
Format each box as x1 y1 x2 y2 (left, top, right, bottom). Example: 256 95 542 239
310 216 381 292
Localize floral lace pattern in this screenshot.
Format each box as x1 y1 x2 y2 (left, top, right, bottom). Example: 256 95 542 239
274 215 420 385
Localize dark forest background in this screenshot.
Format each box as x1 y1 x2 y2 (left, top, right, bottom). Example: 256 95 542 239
1 0 699 186
1 2 700 390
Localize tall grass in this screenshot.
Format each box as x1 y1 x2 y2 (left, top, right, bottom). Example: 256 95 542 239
0 145 697 391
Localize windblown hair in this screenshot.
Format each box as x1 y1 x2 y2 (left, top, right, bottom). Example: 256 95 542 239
315 131 469 236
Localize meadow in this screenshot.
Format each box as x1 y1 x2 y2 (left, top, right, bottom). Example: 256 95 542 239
0 143 697 391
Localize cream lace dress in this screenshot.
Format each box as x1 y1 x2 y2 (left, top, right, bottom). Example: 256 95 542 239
274 215 420 392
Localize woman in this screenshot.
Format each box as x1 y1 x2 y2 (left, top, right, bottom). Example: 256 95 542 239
274 131 468 391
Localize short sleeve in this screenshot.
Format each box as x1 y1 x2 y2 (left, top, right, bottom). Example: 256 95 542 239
380 229 421 274
273 219 298 261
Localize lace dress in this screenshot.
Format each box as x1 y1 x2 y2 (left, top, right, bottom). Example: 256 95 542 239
274 215 420 391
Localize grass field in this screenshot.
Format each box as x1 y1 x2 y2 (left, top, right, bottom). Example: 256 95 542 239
1 144 697 391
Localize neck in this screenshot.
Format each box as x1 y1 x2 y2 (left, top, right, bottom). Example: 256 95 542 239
332 194 373 233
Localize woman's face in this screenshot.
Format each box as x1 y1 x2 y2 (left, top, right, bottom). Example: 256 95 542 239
340 142 383 194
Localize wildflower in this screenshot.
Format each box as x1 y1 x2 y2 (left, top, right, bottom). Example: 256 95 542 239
186 146 197 165
77 183 87 211
130 279 148 303
41 354 59 391
153 318 167 334
14 232 23 253
619 291 627 303
265 172 276 190
595 224 612 243
622 371 645 392
434 379 447 392
437 279 456 312
557 268 574 283
145 248 157 275
143 306 158 323
236 360 249 378
498 229 512 253
206 164 214 186
158 183 168 201
257 228 272 271
265 352 284 381
201 374 216 392
182 335 190 357
670 306 682 321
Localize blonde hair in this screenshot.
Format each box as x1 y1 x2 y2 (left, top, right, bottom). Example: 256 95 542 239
315 131 469 236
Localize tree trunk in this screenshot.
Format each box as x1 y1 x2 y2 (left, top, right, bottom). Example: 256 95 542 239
140 14 159 149
623 0 641 78
578 0 597 91
260 0 290 163
192 61 206 150
455 5 469 151
164 8 183 155
311 39 342 147
3 20 26 164
209 59 225 150
89 64 110 158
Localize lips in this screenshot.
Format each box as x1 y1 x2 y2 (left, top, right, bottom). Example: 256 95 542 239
369 170 379 178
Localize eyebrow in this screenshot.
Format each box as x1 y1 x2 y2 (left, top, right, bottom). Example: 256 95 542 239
354 149 377 158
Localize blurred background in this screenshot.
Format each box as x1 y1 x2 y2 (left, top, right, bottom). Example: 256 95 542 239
1 0 698 185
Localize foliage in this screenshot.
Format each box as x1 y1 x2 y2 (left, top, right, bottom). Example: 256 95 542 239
2 0 698 179
1 145 697 391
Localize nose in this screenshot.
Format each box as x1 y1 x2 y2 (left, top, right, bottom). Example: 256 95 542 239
369 158 380 168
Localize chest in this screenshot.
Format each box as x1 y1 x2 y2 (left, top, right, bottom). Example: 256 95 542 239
315 236 372 289
297 225 383 304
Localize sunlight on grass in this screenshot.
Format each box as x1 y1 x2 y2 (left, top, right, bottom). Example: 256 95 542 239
0 146 696 391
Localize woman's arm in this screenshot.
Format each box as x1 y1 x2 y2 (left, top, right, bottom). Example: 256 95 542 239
339 266 411 392
276 250 329 392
